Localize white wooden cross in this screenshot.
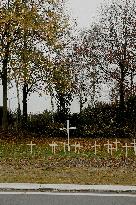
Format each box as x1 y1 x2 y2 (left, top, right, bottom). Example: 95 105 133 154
113 139 120 151
104 140 112 153
27 141 36 154
122 143 132 158
92 141 100 155
63 142 66 153
49 141 58 154
61 142 70 153
71 142 83 154
60 120 76 151
109 144 116 155
131 139 136 155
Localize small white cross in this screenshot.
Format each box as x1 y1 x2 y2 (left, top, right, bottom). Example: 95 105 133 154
122 143 133 158
113 139 120 151
62 142 70 153
131 139 136 155
135 146 136 155
49 141 58 154
71 142 83 153
63 142 66 153
104 140 112 153
109 144 116 155
27 141 36 154
92 141 100 155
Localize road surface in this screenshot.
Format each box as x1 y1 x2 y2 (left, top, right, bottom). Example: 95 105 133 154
0 192 135 205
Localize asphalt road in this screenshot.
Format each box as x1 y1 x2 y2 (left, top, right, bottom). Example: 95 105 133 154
0 192 135 205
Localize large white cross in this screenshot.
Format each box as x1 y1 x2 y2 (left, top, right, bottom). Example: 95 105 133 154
122 143 132 158
60 120 76 151
92 141 100 155
131 139 136 155
27 141 36 154
113 139 120 151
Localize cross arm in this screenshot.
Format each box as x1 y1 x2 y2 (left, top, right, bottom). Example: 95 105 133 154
60 128 66 131
69 127 76 130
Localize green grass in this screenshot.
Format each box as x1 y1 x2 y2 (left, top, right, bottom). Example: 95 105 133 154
0 141 135 160
0 137 135 185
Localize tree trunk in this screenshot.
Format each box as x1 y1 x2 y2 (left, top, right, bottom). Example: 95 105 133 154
22 82 28 123
79 81 83 113
22 0 28 125
2 46 9 130
2 1 10 130
2 64 8 130
14 76 21 125
79 93 83 113
50 89 54 122
130 69 134 96
57 92 68 123
119 61 125 127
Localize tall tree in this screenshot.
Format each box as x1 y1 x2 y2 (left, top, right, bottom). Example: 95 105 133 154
53 54 74 122
0 0 21 129
1 0 70 128
19 0 71 123
71 27 102 112
98 0 136 125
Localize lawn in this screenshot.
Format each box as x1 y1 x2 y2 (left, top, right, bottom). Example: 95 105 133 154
0 134 135 185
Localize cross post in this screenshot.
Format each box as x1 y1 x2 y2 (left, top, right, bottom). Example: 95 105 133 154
131 139 136 155
63 142 70 152
122 143 132 158
71 142 83 153
27 141 36 154
104 140 112 153
113 139 120 151
63 142 66 153
60 120 76 152
49 141 58 154
92 141 100 155
109 144 116 155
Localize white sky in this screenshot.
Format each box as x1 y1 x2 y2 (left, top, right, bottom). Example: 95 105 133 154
65 0 104 29
0 0 109 114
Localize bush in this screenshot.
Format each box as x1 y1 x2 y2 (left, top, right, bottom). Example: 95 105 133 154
11 96 136 138
25 110 64 137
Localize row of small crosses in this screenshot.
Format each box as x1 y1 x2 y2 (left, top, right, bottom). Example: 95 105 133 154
49 142 83 154
49 139 136 156
27 139 136 157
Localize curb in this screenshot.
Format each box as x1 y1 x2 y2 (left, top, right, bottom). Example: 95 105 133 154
0 184 136 193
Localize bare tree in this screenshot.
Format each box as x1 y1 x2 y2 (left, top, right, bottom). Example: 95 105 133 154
71 26 102 112
98 0 136 125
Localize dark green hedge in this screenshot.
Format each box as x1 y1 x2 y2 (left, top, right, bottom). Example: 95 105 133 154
13 95 136 138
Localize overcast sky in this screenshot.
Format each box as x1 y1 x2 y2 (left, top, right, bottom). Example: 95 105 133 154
0 0 109 114
65 0 104 28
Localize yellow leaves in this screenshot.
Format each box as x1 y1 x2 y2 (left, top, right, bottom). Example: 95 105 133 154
1 0 71 94
1 3 38 35
0 0 68 47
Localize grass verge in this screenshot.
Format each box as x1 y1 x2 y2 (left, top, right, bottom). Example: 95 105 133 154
0 136 135 185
